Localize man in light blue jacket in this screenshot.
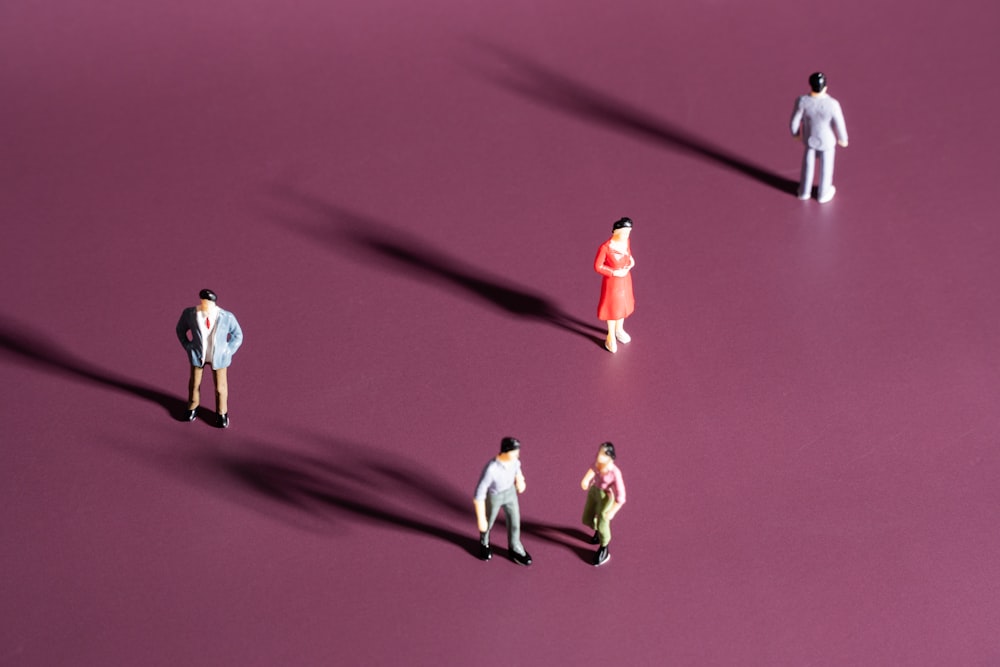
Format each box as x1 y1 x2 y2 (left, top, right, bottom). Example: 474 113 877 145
791 72 849 203
176 289 243 428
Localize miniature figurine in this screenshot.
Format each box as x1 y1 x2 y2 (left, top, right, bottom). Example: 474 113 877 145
473 437 532 566
790 72 849 203
580 442 626 566
594 217 635 353
175 289 243 428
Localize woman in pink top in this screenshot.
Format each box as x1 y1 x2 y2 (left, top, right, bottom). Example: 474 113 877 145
580 442 626 566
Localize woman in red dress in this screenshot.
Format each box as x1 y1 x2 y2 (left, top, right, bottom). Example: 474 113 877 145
594 217 635 353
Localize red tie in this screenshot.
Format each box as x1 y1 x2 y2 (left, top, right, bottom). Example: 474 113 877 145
205 317 211 330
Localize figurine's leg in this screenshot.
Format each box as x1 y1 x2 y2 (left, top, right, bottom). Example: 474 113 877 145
483 494 502 546
213 366 228 415
604 321 617 353
615 318 630 344
595 489 614 547
799 148 816 199
582 486 599 530
503 492 525 556
582 486 602 543
591 489 614 566
817 149 836 203
187 365 203 410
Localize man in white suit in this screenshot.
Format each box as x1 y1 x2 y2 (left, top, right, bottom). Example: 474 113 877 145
791 72 849 203
176 289 243 428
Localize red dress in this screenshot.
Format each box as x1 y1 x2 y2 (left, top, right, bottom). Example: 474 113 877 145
594 239 635 320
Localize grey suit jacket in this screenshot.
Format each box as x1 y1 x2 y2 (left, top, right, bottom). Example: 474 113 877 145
176 307 243 369
790 94 848 151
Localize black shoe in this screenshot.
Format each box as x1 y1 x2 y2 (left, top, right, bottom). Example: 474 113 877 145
511 550 532 567
479 544 492 561
589 531 601 545
216 413 229 428
184 409 197 422
593 546 610 566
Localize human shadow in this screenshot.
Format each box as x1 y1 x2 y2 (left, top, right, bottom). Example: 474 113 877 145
206 440 482 556
271 189 605 344
522 519 597 562
197 433 595 562
0 314 185 418
472 42 798 196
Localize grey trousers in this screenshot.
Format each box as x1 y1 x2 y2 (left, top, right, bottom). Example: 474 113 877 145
799 147 836 201
481 486 525 556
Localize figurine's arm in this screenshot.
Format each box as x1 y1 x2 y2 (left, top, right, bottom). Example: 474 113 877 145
604 497 625 521
227 313 244 354
594 244 615 277
580 468 595 491
473 499 488 533
613 244 635 276
832 101 848 147
175 313 191 348
613 262 634 277
790 98 804 138
473 465 493 532
604 472 627 520
515 471 526 494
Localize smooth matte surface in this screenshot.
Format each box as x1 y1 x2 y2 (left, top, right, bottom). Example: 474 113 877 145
3 1 999 665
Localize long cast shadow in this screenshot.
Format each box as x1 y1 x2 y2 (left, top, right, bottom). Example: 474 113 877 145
272 189 605 343
197 435 590 560
523 519 598 563
206 440 479 555
0 314 185 417
473 42 798 196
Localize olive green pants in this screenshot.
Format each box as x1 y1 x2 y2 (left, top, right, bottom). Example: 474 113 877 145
582 485 615 547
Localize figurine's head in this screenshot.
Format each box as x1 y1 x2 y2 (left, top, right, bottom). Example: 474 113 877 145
500 437 521 456
597 441 616 463
808 72 827 94
611 217 633 240
199 289 218 302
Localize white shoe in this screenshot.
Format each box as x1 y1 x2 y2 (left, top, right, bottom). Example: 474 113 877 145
817 186 836 203
615 330 631 344
604 337 617 354
797 191 811 200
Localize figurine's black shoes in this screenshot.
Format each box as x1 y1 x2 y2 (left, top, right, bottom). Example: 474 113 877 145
184 409 197 422
593 546 610 567
479 544 492 561
511 551 532 567
216 413 229 428
589 531 601 545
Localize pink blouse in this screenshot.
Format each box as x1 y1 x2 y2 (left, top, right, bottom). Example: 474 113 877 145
589 463 626 504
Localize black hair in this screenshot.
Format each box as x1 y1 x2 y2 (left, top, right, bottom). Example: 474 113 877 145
199 289 218 302
808 72 827 94
500 437 521 453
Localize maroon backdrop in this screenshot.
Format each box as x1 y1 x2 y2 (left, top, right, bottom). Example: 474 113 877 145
3 0 999 665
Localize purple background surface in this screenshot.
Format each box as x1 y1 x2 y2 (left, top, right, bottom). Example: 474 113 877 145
3 1 1000 665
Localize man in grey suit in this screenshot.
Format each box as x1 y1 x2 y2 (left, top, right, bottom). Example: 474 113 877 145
791 72 848 203
176 289 243 428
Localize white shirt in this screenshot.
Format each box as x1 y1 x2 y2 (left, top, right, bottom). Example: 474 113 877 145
195 304 219 366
